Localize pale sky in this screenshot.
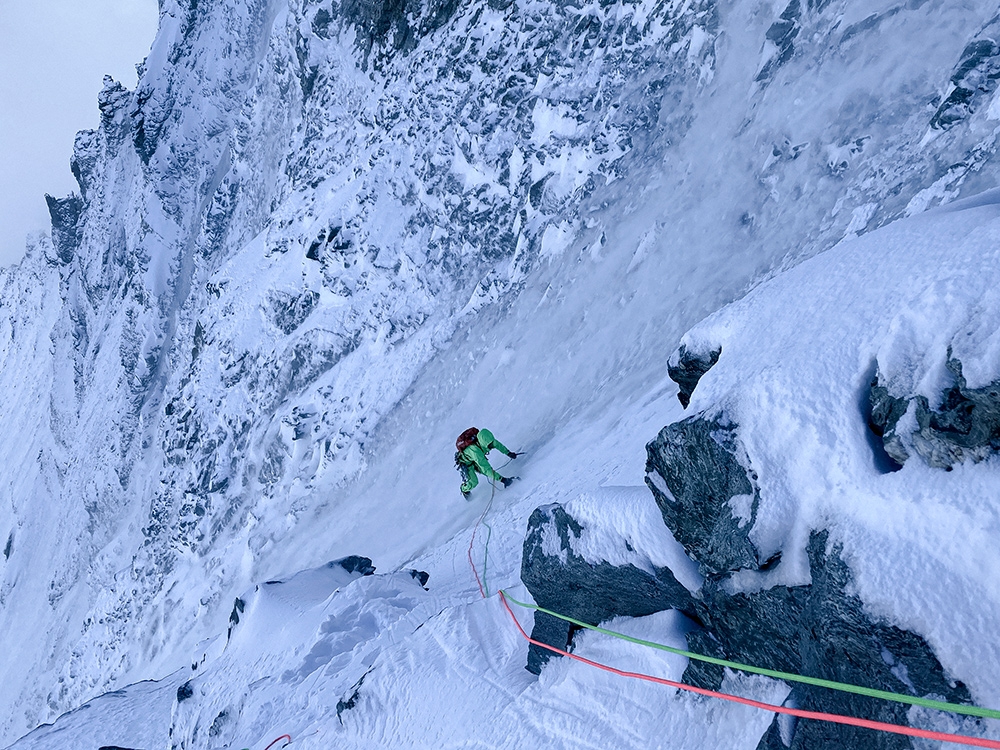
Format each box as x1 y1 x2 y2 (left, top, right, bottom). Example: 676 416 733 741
0 0 159 266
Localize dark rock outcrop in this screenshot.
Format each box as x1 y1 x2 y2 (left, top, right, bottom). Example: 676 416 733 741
337 669 371 724
44 193 83 264
227 596 246 639
868 373 910 467
408 569 430 588
336 555 376 576
645 416 762 575
176 681 195 702
687 531 971 750
756 0 802 84
269 290 320 335
668 345 721 408
520 504 694 674
869 357 1000 469
521 408 976 748
341 0 462 60
932 39 1000 130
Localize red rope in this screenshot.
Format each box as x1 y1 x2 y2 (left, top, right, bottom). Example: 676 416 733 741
461 468 1000 747
263 735 292 750
497 592 1000 749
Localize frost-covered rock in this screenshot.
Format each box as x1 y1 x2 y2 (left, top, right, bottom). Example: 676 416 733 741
653 191 1000 744
688 531 972 750
869 356 1000 470
667 344 720 409
645 417 763 575
520 503 693 674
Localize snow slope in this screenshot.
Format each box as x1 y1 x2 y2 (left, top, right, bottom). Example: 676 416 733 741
14 187 1000 749
7 0 1000 746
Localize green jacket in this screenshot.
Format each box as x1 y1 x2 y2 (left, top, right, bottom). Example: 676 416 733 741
459 428 510 481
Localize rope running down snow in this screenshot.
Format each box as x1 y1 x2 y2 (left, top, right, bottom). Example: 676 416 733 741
466 455 514 598
466 471 1000 748
495 591 1000 750
262 735 292 750
499 591 1000 721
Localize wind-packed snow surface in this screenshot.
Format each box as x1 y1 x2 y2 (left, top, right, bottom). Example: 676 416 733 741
5 0 1000 746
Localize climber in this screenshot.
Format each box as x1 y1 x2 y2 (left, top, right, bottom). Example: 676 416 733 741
455 427 518 499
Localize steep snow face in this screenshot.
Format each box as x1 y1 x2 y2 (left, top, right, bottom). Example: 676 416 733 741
16 197 1000 750
6 0 1000 743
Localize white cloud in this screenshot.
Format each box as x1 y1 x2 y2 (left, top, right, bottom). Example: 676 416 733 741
0 0 158 266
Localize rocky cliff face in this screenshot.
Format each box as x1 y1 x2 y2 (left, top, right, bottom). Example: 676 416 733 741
518 188 1000 747
7 0 1000 743
521 428 976 748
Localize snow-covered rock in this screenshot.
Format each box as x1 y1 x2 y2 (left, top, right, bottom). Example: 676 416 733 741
520 501 694 674
8 0 1000 746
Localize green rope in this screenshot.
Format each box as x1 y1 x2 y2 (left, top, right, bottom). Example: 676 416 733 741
500 590 1000 721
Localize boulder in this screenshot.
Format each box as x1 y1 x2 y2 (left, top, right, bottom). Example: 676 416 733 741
520 504 694 674
645 416 762 575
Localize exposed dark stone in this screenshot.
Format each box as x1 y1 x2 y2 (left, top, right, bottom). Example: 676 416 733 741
756 0 801 83
337 687 362 721
312 8 333 38
70 130 100 201
306 235 323 261
640 408 975 745
867 370 910 467
408 569 430 587
645 417 761 575
340 0 460 60
520 504 694 674
227 597 245 639
518 408 973 748
268 290 320 334
97 77 130 130
305 225 348 261
99 746 141 750
932 39 1000 130
208 708 230 737
668 344 721 408
528 175 549 209
45 193 84 264
683 531 972 750
301 64 320 99
3 532 12 560
176 681 194 702
337 670 370 723
336 555 376 576
130 86 161 165
869 357 1000 469
341 0 414 56
680 626 726 689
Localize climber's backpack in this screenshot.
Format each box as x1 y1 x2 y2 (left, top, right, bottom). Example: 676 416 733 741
456 427 480 452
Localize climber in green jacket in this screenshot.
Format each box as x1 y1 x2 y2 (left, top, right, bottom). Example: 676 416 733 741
455 427 518 499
